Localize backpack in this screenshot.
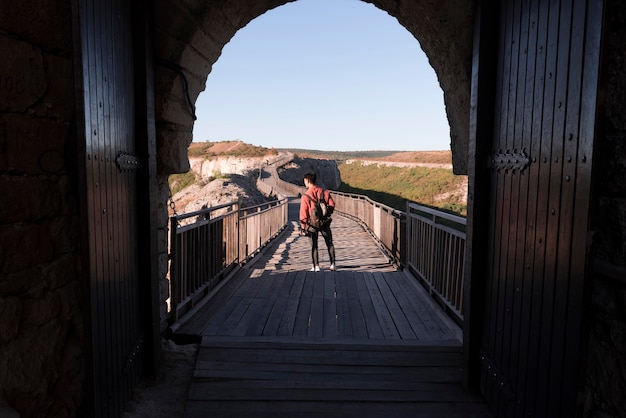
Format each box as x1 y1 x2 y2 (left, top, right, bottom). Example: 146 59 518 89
304 191 332 231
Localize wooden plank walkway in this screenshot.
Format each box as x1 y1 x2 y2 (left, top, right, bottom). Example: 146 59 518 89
178 201 492 417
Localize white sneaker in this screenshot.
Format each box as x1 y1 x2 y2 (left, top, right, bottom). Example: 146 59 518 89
329 263 336 271
309 266 321 272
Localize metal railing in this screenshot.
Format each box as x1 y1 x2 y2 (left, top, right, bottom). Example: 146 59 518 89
169 198 288 322
169 183 466 326
331 191 405 266
406 202 466 324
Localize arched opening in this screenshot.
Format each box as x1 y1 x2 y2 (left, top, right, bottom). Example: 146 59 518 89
192 0 451 153
154 0 475 339
157 2 469 412
161 0 469 320
153 0 474 175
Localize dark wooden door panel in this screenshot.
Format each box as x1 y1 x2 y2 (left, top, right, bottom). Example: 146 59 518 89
479 0 603 416
77 0 143 416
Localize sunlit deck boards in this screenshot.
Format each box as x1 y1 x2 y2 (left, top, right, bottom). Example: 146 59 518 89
180 205 491 417
249 204 398 273
188 269 461 343
176 210 459 342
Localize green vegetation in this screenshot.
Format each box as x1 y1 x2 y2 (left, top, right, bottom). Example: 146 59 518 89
169 171 199 195
281 149 399 161
338 161 467 216
227 144 277 157
212 170 230 180
187 142 215 157
280 149 452 165
189 141 278 158
178 141 466 217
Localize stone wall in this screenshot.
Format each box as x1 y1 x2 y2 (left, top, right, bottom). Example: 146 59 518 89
278 157 342 191
157 176 173 332
584 0 626 415
0 1 85 416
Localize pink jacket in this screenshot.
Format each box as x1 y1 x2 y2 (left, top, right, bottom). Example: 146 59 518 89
299 185 335 230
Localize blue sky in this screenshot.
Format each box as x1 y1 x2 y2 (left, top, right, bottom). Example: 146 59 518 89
192 0 450 151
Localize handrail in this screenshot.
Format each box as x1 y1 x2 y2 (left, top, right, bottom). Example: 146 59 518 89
168 198 288 322
405 202 466 325
331 191 405 267
331 191 466 325
239 198 289 262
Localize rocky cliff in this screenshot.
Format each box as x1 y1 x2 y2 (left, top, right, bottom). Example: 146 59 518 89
171 154 341 216
277 157 341 190
188 156 263 178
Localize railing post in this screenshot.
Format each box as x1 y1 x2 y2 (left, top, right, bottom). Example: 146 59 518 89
169 216 178 322
236 198 241 264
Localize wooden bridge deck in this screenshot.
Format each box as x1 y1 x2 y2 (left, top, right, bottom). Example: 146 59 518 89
177 201 491 417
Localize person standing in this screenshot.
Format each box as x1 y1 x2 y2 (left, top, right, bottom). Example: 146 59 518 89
299 172 336 272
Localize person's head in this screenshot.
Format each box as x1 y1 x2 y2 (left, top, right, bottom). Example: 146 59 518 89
304 172 317 187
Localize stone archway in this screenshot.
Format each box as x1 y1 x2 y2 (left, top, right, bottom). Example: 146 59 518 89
152 0 475 176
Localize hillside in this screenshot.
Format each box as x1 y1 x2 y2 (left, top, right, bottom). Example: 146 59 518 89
280 149 452 165
189 140 278 158
170 142 467 217
338 161 467 215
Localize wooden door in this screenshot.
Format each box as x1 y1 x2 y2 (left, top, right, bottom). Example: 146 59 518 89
75 0 144 416
474 0 604 416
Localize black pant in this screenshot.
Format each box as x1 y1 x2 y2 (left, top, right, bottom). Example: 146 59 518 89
308 225 335 266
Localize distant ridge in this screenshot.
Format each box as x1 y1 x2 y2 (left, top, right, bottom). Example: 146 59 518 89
280 149 452 165
189 140 278 158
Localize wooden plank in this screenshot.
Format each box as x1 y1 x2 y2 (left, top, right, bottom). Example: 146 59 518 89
246 273 286 336
560 0 603 415
464 0 500 389
200 335 462 350
499 2 529 415
292 272 315 337
188 385 479 403
548 2 591 417
323 273 337 338
184 400 494 418
344 271 368 338
517 2 553 416
490 1 519 411
480 0 514 404
534 0 574 415
364 272 400 339
335 272 353 338
277 271 306 336
194 361 462 380
396 274 454 340
241 273 285 336
228 272 275 336
511 1 542 414
200 271 263 336
374 272 416 339
179 269 246 335
263 271 297 336
354 273 384 339
188 337 491 418
189 378 471 393
196 349 462 367
383 273 439 341
193 365 463 386
308 273 325 339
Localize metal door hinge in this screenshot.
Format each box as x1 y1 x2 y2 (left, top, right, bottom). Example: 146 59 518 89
487 150 530 172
